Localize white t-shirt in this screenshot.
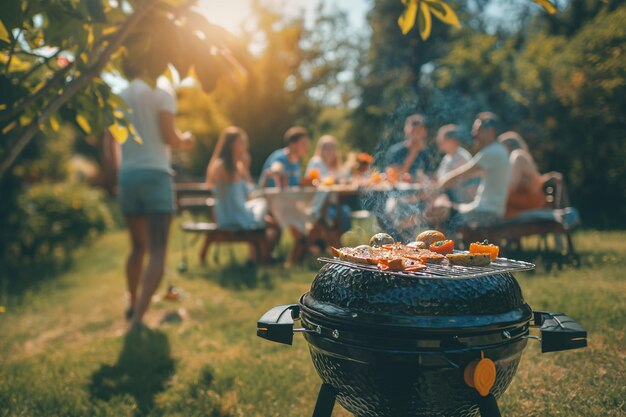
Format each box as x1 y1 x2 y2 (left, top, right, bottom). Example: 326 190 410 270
459 141 511 216
436 147 472 179
437 147 474 204
305 156 344 179
118 79 176 173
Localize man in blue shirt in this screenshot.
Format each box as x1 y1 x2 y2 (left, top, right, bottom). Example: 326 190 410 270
260 127 311 188
379 114 433 178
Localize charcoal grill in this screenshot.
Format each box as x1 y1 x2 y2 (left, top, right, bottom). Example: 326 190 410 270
256 255 587 417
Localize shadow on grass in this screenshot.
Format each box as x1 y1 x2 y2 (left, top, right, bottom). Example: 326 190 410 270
88 328 175 416
191 263 274 291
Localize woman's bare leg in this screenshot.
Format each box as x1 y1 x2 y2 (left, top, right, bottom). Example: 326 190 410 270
124 215 148 312
132 213 172 326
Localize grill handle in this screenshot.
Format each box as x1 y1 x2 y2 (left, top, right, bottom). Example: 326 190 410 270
257 304 300 345
532 311 587 353
477 394 501 417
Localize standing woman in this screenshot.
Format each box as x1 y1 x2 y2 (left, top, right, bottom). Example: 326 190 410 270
118 60 194 330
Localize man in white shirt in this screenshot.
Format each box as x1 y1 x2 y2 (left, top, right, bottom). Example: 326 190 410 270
437 112 511 227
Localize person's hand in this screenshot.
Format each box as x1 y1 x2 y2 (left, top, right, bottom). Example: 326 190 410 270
180 131 195 150
270 161 284 174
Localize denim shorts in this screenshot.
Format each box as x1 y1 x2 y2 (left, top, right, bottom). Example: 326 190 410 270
118 169 175 215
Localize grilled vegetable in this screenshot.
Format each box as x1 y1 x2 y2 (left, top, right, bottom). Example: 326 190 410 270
370 233 395 247
416 230 446 246
469 241 500 260
406 241 427 250
446 253 491 266
429 240 455 255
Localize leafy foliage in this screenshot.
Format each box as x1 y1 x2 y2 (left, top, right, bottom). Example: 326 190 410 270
174 1 360 177
397 0 554 40
0 0 245 177
432 2 626 227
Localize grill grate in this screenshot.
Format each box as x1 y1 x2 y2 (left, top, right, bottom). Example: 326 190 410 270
318 252 535 279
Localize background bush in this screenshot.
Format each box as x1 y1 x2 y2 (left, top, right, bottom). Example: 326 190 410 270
1 180 113 295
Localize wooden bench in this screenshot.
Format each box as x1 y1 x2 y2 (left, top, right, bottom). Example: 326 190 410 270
459 172 580 265
174 182 214 217
181 221 270 265
458 214 577 260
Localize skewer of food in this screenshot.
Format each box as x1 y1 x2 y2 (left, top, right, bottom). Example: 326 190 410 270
331 230 502 273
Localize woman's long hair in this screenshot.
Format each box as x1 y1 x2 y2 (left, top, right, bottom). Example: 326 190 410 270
208 126 247 184
314 135 342 171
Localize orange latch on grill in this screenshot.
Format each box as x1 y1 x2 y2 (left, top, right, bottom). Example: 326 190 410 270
464 351 496 396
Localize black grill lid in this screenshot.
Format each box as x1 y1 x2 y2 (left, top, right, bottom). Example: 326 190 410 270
301 260 534 333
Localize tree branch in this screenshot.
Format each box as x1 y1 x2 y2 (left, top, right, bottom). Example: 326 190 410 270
17 49 62 86
1 60 75 124
4 28 24 75
0 3 154 179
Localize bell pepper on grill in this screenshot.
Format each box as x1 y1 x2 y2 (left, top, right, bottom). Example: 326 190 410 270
469 241 499 260
429 240 455 255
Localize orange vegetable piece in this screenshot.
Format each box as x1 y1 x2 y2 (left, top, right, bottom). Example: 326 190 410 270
469 241 499 260
429 240 454 255
308 168 321 181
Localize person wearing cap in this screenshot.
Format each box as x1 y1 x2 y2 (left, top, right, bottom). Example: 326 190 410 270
435 124 477 204
436 112 511 228
259 127 310 188
381 114 433 178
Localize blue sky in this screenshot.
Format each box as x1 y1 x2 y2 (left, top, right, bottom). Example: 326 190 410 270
196 0 370 34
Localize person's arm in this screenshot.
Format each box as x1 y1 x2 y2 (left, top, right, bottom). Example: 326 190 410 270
438 158 484 189
158 111 194 150
206 158 225 187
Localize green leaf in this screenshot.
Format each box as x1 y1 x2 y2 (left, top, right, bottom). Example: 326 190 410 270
2 120 17 134
398 0 418 35
108 122 128 144
49 116 60 132
0 1 23 31
418 1 432 41
0 19 10 43
425 1 445 16
86 0 107 23
427 1 461 28
76 114 92 134
532 0 557 14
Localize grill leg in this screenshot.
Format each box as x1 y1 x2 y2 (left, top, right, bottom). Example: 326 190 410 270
312 383 336 417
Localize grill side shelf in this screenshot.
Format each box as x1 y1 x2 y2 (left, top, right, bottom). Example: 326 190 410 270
317 255 535 279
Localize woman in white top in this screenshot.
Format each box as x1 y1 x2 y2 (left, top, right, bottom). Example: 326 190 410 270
305 135 352 235
117 60 194 330
305 135 346 180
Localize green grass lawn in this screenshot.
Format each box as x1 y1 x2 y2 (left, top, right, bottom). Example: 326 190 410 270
1 226 624 417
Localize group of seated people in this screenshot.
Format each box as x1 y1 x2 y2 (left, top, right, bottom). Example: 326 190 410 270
206 126 346 262
378 112 554 237
203 111 555 261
